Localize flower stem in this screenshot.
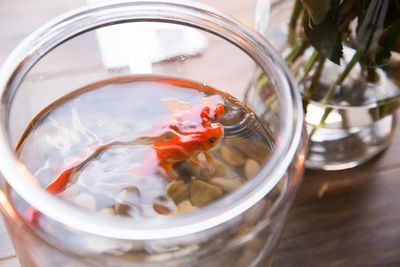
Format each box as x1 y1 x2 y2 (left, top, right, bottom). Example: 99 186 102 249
302 57 326 99
285 40 308 63
367 67 379 83
310 49 364 137
298 50 319 83
288 0 303 46
320 48 364 105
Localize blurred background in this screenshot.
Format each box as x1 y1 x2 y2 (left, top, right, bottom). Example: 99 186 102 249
0 0 258 65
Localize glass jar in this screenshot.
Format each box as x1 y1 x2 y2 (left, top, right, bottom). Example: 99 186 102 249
256 0 400 170
0 1 306 266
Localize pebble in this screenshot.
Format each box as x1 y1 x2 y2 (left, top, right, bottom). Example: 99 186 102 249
244 159 260 180
232 138 270 163
98 207 116 216
153 203 172 215
221 146 245 166
237 249 259 267
73 193 97 211
244 199 272 225
210 160 226 177
198 168 211 181
246 237 263 251
166 180 189 204
115 186 141 216
269 179 286 202
210 177 242 192
176 200 198 214
115 203 133 216
78 235 134 254
190 180 223 207
118 185 141 201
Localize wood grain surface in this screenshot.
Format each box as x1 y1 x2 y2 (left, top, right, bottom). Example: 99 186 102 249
273 121 400 267
1 1 399 267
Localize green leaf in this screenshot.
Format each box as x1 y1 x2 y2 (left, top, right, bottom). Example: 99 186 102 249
301 0 331 25
303 13 343 64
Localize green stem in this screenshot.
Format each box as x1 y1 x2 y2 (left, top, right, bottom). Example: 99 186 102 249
297 50 319 82
309 107 332 137
285 40 308 64
288 0 303 46
303 57 326 99
366 66 379 83
309 49 364 138
320 48 364 105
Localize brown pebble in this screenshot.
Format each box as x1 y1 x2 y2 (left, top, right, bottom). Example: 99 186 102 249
190 180 223 207
115 203 133 216
120 185 141 198
231 138 270 163
244 199 272 225
210 160 226 177
269 179 286 202
221 147 245 166
247 237 263 250
166 180 189 204
115 186 141 216
153 203 172 215
197 168 211 181
244 159 260 180
210 177 242 192
237 250 259 267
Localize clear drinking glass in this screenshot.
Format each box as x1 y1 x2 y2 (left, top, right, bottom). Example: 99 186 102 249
0 1 306 266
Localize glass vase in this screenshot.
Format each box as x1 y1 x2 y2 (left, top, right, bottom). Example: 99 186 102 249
256 0 400 170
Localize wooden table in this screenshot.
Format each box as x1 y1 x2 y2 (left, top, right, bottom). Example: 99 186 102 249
1 1 400 267
273 121 400 267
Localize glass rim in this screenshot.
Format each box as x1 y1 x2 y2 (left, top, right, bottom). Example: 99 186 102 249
0 0 304 240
